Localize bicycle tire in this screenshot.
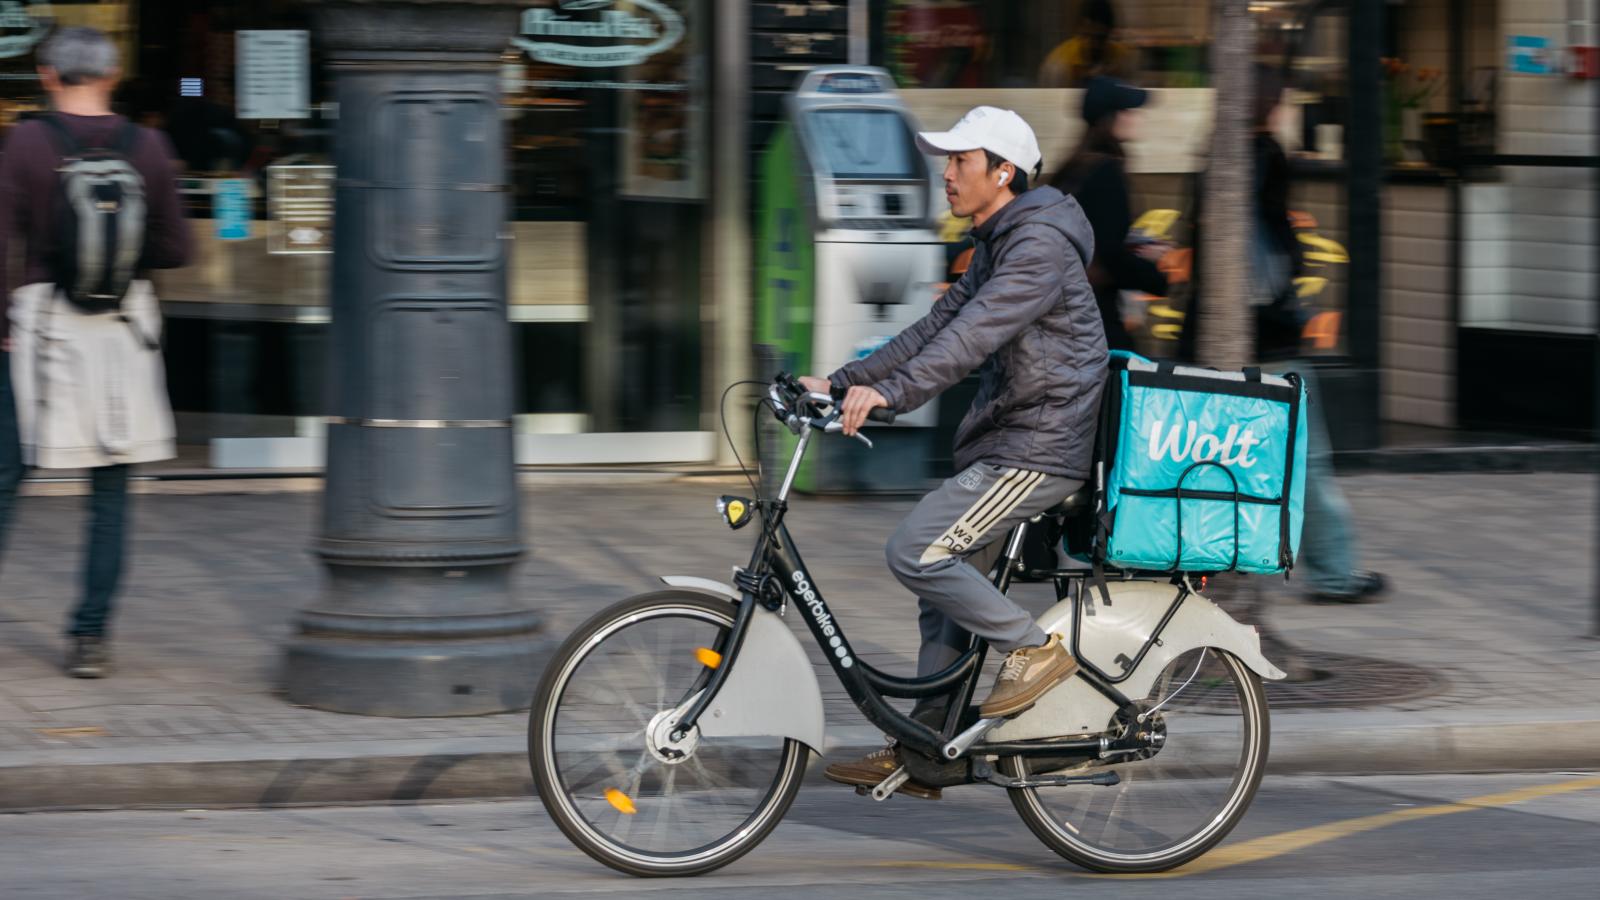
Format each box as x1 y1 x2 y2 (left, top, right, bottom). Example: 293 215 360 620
529 591 809 877
1004 648 1270 873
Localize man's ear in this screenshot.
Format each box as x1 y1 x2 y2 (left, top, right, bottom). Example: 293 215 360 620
37 67 60 92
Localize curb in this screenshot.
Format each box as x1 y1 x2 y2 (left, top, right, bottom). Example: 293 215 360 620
3 718 1597 812
1332 444 1596 474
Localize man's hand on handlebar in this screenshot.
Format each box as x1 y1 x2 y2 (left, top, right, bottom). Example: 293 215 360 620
839 385 888 437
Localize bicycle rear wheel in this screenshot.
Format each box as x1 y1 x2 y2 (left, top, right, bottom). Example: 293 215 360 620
529 592 808 877
1005 647 1269 873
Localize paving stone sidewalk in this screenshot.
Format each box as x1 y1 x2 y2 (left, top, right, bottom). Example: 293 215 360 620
0 472 1595 805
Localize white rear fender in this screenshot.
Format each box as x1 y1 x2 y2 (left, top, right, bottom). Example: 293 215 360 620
659 576 826 752
990 580 1285 742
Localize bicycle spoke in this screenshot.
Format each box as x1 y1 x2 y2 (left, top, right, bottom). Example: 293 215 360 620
1009 649 1264 868
537 602 801 865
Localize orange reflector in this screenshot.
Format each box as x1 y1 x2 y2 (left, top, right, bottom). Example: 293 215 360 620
605 788 637 815
695 647 722 669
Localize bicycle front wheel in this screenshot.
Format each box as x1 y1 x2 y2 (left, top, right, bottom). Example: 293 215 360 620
529 592 808 877
1006 647 1269 873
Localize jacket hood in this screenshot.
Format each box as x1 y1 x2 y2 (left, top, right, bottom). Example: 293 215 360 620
974 186 1093 267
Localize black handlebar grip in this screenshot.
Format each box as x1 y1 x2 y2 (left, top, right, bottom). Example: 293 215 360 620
867 407 897 425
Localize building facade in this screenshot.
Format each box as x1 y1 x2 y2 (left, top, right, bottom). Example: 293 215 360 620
0 1 1593 473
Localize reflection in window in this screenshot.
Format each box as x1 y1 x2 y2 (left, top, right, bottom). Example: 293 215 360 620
809 109 920 179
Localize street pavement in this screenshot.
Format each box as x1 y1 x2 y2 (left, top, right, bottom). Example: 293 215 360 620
1 772 1597 898
0 472 1597 808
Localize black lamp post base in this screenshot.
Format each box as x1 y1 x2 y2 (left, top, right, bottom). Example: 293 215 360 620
284 629 543 717
285 563 543 716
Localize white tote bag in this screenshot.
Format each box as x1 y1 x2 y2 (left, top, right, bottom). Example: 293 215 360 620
8 280 176 469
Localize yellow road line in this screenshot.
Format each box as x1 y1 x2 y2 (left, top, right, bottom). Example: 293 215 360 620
1088 774 1600 880
864 775 1600 880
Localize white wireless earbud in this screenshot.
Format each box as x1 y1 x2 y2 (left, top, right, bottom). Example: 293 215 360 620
997 170 1009 186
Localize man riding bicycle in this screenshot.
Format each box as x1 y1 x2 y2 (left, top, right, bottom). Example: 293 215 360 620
797 107 1108 799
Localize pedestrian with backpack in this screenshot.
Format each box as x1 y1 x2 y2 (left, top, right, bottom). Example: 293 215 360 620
0 27 192 677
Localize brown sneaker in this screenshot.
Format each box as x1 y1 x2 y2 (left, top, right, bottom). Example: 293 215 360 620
978 633 1078 719
822 746 941 800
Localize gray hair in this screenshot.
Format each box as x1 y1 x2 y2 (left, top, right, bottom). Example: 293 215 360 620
40 27 120 86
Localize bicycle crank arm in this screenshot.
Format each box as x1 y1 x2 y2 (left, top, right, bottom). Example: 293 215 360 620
942 716 1004 760
870 766 912 802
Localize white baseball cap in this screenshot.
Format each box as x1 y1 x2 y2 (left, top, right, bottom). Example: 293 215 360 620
915 106 1042 176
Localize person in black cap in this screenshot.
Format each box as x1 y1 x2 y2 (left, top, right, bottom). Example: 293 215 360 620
1048 76 1168 351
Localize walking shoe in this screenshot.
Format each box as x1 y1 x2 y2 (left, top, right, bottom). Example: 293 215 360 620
823 745 941 800
1309 571 1388 604
978 633 1077 719
65 636 110 679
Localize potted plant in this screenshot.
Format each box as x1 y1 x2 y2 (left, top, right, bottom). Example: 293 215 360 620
1381 58 1443 163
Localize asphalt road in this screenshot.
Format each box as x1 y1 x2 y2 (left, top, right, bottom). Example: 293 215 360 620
2 772 1597 899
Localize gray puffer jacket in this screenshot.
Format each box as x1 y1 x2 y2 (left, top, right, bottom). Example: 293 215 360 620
830 186 1108 480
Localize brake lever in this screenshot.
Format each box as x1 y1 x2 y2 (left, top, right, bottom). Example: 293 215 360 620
821 417 874 449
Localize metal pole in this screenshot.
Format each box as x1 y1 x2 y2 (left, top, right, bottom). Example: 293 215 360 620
712 0 751 467
1344 0 1385 451
848 0 868 65
1593 0 1600 637
284 0 536 716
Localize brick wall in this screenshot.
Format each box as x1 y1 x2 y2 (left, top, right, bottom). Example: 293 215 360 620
1383 184 1454 427
1461 0 1600 335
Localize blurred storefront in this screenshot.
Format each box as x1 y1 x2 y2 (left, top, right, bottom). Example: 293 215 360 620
2 2 1593 472
749 0 1598 443
1 0 722 468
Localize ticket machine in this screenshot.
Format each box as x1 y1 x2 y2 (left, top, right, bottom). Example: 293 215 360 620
756 67 946 493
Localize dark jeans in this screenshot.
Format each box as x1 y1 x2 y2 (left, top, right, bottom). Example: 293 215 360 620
0 350 131 637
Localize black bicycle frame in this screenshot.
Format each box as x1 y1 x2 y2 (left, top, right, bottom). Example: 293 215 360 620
673 497 1146 762
672 389 1166 763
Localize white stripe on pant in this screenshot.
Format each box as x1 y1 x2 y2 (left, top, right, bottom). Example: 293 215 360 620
886 462 1082 677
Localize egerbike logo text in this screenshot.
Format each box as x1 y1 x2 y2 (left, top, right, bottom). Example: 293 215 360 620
791 570 853 668
1147 420 1266 469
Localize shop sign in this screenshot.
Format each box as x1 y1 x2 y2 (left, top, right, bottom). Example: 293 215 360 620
0 1 50 60
1508 35 1556 75
512 0 684 68
237 30 310 119
267 164 334 255
213 179 253 242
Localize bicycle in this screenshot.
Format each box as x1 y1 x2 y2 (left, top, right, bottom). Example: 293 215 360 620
528 373 1288 877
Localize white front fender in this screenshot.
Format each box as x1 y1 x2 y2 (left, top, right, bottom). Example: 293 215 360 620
660 576 827 752
991 580 1286 742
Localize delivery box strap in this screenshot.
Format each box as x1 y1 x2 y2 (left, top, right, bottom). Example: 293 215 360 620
1125 370 1299 403
1118 487 1280 505
1170 460 1244 573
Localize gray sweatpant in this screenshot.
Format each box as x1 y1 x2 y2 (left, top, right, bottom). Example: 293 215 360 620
886 463 1082 677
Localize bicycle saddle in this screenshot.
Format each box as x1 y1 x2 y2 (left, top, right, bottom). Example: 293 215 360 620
1042 486 1093 519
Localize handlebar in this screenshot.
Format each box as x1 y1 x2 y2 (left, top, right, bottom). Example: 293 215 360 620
770 373 898 445
829 384 897 425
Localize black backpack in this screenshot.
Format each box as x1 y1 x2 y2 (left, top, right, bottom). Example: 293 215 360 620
41 115 148 314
